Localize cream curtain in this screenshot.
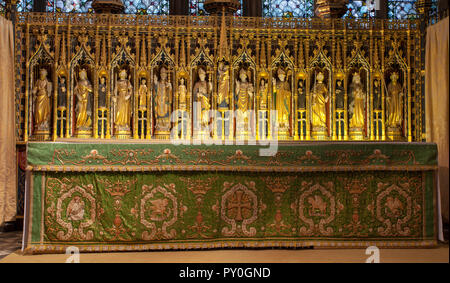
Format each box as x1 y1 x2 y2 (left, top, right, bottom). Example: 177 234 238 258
426 16 449 224
0 16 16 228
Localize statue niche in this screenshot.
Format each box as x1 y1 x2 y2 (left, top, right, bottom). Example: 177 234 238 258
334 78 345 139
56 75 68 138
258 78 269 111
153 66 173 139
372 77 383 140
297 79 306 110
217 61 230 110
97 75 108 138
137 77 150 139
348 72 366 140
373 79 382 111
386 71 404 140
113 69 133 139
138 78 149 111
74 68 93 138
272 67 291 139
177 77 188 111
192 67 212 137
335 79 345 110
32 68 52 140
235 67 254 138
296 78 307 140
174 76 190 139
257 77 269 140
310 71 329 140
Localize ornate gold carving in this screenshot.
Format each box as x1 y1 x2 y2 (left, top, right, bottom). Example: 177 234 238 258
15 13 423 142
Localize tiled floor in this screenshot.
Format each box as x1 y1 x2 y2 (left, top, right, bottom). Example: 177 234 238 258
0 231 23 260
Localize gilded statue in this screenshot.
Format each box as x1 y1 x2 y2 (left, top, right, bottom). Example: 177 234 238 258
258 79 268 110
98 76 107 108
113 69 133 130
311 72 329 129
297 80 306 109
349 73 365 129
235 68 254 128
153 67 173 131
272 68 291 130
373 79 382 110
138 78 149 110
32 68 52 131
386 72 403 127
178 77 188 111
193 67 212 127
74 69 93 130
217 61 230 109
57 76 67 108
56 76 68 137
335 80 345 110
97 76 108 138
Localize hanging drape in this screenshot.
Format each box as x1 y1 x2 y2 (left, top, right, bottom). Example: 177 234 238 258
425 16 449 225
0 16 17 228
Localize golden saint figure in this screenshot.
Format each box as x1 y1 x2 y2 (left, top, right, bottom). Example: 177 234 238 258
235 68 254 125
386 72 403 128
193 67 212 127
272 68 291 129
178 77 187 111
311 72 329 129
258 79 268 110
217 61 230 108
74 69 93 129
153 67 172 131
32 68 52 131
349 73 365 129
113 69 133 129
138 78 149 110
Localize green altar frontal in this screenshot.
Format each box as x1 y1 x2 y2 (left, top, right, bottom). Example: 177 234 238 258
23 142 439 254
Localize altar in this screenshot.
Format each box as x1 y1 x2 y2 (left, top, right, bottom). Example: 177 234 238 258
22 141 439 254
10 1 441 254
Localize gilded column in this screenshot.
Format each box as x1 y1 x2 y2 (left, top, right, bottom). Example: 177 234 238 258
343 29 348 140
147 27 152 139
305 37 310 140
66 22 72 138
331 29 336 141
94 27 100 139
106 21 112 139
24 23 30 142
369 29 375 140
407 29 412 142
133 27 139 140
381 26 385 140
52 25 59 141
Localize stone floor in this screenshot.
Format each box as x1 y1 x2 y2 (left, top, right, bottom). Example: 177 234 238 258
1 244 448 263
0 227 448 262
0 231 23 260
